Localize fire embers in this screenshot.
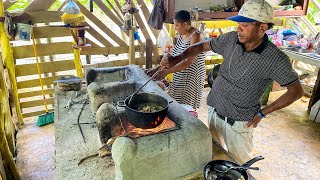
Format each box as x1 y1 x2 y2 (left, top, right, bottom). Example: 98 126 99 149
151 116 162 126
113 116 176 139
96 102 176 142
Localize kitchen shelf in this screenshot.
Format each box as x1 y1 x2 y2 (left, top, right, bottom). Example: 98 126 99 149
69 26 89 30
72 43 91 49
163 0 309 23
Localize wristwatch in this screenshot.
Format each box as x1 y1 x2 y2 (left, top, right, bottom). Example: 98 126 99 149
257 109 266 119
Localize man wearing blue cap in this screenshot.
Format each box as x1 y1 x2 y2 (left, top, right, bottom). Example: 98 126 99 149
158 0 304 163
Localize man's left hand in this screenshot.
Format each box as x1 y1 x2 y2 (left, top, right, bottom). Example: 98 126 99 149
246 115 262 128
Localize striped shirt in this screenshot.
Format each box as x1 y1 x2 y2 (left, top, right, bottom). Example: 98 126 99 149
207 31 299 121
170 30 206 109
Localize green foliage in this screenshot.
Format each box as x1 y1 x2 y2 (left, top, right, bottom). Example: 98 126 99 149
7 0 30 12
49 0 63 11
7 0 153 12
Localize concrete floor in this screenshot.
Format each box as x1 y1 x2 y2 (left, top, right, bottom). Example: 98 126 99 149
15 88 320 180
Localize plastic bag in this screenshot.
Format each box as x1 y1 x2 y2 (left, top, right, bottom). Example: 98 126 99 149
157 30 173 53
148 0 165 30
63 0 80 14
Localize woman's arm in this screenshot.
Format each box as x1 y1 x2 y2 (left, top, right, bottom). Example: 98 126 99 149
166 32 202 73
161 40 210 68
155 32 205 80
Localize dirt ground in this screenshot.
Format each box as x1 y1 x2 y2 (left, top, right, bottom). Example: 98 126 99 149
15 88 320 180
15 123 55 180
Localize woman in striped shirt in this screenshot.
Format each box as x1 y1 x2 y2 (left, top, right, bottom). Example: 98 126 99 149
148 10 206 110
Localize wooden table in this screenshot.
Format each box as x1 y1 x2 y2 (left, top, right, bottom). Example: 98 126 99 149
282 49 320 111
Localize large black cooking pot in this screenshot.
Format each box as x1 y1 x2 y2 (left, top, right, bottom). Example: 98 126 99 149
118 93 170 129
203 156 264 180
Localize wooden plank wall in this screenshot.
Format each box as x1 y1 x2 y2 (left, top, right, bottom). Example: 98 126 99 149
5 0 160 119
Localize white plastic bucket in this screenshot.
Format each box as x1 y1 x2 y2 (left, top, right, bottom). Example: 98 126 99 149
15 23 33 41
309 99 320 123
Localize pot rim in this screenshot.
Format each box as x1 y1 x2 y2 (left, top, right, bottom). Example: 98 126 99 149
124 92 169 113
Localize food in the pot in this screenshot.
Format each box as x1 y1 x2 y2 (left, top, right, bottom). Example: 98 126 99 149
136 103 164 112
140 105 157 112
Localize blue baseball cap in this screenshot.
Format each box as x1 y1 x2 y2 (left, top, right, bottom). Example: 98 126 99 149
227 15 257 22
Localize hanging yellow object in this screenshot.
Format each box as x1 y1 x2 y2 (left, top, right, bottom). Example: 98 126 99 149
166 73 173 83
73 47 83 78
61 13 85 25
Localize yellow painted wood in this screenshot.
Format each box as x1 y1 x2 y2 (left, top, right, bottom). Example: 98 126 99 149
12 42 73 59
20 98 54 109
0 152 6 180
76 2 127 46
73 48 84 78
0 44 19 180
205 58 224 65
0 91 20 180
17 76 63 89
0 1 23 125
4 108 16 156
15 60 75 76
201 20 238 29
273 18 285 26
33 26 71 39
22 109 54 118
18 89 55 99
93 0 123 27
168 24 175 38
28 11 64 24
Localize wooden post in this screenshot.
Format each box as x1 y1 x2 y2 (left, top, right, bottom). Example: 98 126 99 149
0 42 19 179
0 151 7 180
86 55 91 64
146 39 153 69
0 90 20 180
0 0 23 125
128 29 135 64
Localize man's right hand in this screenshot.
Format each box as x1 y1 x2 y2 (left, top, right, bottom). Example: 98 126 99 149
145 66 160 77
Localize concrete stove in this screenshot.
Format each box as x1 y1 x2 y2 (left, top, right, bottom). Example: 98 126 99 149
86 65 212 180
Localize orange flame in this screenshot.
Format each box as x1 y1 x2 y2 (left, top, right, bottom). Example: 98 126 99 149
113 117 176 139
